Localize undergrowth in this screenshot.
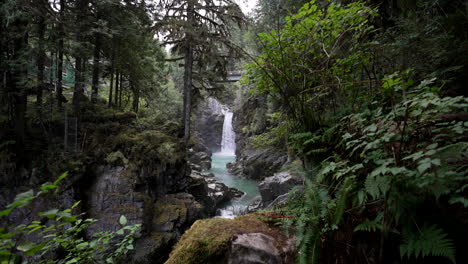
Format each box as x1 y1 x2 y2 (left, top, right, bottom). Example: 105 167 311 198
278 76 468 263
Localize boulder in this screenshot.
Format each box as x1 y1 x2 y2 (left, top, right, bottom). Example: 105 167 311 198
189 150 212 171
259 171 303 205
188 171 244 216
228 150 288 180
228 233 282 264
165 214 296 264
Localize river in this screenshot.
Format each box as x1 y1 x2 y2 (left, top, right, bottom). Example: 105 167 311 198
208 153 260 218
207 106 260 218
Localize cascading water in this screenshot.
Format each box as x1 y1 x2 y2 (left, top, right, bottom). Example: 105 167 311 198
220 111 236 155
206 97 260 219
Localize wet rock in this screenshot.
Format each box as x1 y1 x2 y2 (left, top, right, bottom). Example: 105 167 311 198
228 150 288 180
188 171 244 216
246 196 263 213
259 171 303 205
194 97 226 152
188 150 212 171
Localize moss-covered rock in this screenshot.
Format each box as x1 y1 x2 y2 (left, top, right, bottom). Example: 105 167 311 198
165 214 295 264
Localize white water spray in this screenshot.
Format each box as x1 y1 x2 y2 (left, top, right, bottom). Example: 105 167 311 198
220 110 236 155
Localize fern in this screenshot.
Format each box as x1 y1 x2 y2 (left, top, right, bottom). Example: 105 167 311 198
354 213 383 233
400 225 456 263
298 228 320 264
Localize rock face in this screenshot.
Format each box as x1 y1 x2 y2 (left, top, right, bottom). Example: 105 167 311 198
194 97 226 153
228 233 282 264
86 163 205 264
165 214 296 264
188 170 244 215
228 150 288 180
229 94 288 180
188 149 211 171
132 193 204 264
86 166 146 235
259 171 303 206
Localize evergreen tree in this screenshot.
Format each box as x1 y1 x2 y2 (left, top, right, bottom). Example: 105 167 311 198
157 0 245 145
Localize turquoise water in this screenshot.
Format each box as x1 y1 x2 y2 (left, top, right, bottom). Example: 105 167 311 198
208 153 260 217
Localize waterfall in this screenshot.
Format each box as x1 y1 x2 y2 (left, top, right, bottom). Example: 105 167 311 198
220 110 236 155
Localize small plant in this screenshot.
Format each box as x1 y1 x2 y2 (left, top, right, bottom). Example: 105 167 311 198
0 172 140 263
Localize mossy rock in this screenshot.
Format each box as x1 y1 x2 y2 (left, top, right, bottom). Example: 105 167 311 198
165 214 290 264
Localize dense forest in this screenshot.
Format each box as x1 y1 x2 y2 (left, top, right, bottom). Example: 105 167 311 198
1 0 467 263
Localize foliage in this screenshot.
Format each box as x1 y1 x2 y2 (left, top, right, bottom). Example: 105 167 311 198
280 76 467 263
249 112 288 150
0 172 140 263
246 0 377 132
400 225 455 263
372 0 468 91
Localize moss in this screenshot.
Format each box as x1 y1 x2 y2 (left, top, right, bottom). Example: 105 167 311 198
165 214 289 264
105 151 129 166
153 203 187 225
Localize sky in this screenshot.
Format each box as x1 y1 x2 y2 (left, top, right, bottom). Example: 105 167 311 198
235 0 258 14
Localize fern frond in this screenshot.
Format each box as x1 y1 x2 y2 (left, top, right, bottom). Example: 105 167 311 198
298 228 320 264
354 213 383 233
400 225 456 263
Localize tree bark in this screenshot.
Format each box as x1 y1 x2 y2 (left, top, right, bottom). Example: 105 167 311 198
132 82 139 113
182 0 195 146
108 39 115 107
11 15 29 170
57 0 65 111
119 73 123 107
36 16 46 106
91 32 101 103
72 0 87 115
114 71 119 107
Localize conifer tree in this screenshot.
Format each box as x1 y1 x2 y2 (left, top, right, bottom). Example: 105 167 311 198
157 0 244 145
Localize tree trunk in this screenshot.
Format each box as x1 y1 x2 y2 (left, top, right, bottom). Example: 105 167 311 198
182 0 195 146
11 16 29 171
91 32 101 103
132 82 139 113
119 73 123 107
56 0 65 111
108 39 115 107
72 0 87 115
114 71 119 107
36 16 46 106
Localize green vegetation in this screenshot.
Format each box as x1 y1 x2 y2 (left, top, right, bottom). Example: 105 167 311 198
1 0 467 263
0 173 140 263
246 0 468 263
165 214 289 264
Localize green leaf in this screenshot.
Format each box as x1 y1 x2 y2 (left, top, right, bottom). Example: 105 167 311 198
119 215 127 226
417 159 432 174
400 225 455 263
65 258 79 264
40 183 57 192
39 209 59 219
0 208 12 217
54 172 68 185
449 197 468 207
71 201 81 209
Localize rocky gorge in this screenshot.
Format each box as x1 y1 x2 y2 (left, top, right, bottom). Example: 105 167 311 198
0 95 304 264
